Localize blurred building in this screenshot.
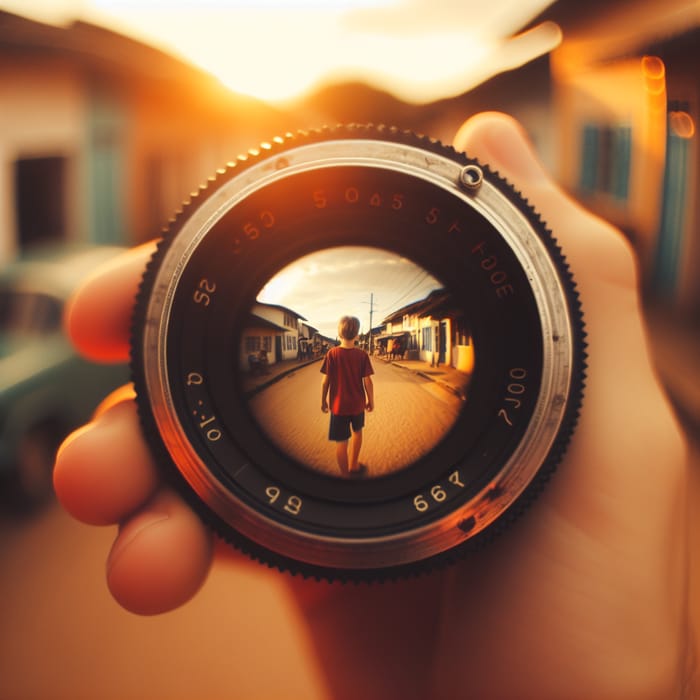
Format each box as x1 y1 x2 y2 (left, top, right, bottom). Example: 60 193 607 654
544 0 699 317
0 10 290 264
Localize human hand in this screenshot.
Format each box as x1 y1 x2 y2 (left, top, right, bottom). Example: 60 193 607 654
54 112 689 699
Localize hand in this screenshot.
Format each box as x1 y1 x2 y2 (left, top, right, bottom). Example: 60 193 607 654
321 400 329 413
54 112 689 699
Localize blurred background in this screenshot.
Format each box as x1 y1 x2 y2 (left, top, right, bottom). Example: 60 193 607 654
0 0 698 698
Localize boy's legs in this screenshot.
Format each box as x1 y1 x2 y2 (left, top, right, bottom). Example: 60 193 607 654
349 429 363 472
335 440 349 474
329 414 350 475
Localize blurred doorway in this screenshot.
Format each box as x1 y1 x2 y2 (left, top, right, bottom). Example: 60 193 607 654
14 156 67 249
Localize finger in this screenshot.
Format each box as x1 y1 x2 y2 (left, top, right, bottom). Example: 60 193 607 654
106 489 213 615
453 111 637 291
65 242 156 362
54 395 159 526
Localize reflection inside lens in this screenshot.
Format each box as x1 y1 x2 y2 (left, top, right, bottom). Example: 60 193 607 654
240 246 473 479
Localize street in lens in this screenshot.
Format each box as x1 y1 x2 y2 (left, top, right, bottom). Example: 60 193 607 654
249 359 463 478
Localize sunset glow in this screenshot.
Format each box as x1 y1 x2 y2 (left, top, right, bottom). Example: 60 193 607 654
4 0 559 104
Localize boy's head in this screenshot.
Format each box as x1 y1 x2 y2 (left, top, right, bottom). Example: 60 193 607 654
338 315 361 341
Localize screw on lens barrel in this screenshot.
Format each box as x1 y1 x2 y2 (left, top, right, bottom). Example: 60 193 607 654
459 164 483 191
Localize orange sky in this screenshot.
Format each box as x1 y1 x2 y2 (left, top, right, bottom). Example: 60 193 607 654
4 0 560 103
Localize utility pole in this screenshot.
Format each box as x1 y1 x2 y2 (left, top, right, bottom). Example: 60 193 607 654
364 292 377 353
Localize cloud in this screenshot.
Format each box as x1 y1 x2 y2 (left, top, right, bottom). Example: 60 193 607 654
257 246 441 336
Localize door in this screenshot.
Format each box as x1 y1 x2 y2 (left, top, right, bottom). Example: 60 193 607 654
14 156 67 249
439 321 447 365
275 335 282 363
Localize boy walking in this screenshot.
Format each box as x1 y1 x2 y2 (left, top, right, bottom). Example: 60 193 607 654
321 316 375 477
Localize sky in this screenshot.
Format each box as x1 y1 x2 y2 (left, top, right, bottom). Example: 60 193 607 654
257 246 442 338
2 0 560 103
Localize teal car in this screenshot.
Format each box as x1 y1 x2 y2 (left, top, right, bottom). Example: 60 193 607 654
0 246 130 510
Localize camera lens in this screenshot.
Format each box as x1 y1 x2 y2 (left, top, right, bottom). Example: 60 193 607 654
132 124 585 578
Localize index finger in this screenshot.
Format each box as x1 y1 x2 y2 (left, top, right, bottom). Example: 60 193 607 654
65 242 156 362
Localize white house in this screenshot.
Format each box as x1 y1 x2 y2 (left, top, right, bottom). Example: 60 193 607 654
240 302 306 371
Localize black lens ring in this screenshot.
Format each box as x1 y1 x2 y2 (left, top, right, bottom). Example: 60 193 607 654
167 166 543 527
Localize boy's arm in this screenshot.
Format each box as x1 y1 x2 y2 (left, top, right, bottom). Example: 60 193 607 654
321 375 330 412
363 375 374 412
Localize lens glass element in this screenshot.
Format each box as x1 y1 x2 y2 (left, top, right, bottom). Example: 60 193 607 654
243 246 471 478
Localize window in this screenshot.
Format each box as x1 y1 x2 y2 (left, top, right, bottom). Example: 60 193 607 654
579 125 599 194
422 327 432 351
653 110 692 300
454 321 471 346
578 123 631 202
245 336 261 353
610 126 632 201
14 156 67 248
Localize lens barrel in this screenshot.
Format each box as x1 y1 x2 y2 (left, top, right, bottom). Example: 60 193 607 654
132 125 585 579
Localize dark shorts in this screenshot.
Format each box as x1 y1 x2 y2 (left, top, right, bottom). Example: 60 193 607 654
328 412 365 442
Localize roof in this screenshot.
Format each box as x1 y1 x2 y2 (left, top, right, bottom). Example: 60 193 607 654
535 0 700 66
0 11 204 83
254 301 308 322
0 9 287 123
381 288 447 323
245 314 288 334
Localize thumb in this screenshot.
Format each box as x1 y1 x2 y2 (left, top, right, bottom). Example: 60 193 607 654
453 111 636 291
454 111 551 189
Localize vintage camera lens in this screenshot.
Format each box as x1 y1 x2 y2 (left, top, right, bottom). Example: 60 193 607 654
132 124 585 579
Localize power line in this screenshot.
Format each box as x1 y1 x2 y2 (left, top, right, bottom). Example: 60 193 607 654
380 269 435 317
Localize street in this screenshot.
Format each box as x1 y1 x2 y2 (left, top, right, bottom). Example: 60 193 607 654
248 359 463 478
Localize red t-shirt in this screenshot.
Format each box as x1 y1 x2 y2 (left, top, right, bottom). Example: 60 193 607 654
321 346 374 416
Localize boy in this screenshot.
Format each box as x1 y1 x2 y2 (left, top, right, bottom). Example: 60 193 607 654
320 316 375 477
